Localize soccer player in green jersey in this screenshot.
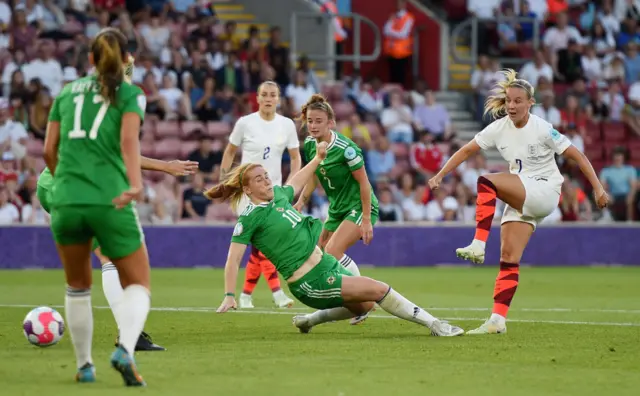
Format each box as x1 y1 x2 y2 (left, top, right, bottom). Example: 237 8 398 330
209 143 464 337
43 28 151 387
294 94 379 325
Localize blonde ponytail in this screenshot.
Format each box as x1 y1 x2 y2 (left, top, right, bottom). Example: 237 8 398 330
204 163 261 212
483 69 535 119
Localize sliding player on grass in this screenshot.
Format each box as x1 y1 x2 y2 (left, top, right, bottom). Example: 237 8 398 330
207 143 463 337
293 94 378 325
428 69 609 335
44 28 156 386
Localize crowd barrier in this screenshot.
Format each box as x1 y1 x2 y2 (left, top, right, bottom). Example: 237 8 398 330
1 224 639 268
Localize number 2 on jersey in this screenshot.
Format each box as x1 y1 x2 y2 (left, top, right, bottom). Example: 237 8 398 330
515 159 522 173
263 146 270 160
282 209 302 228
69 94 109 140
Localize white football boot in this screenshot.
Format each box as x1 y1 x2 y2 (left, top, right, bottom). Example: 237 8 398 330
292 315 313 333
238 293 254 309
456 240 486 264
349 310 371 325
428 320 465 336
273 290 295 308
466 316 507 335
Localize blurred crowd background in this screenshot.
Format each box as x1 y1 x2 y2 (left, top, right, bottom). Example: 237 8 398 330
0 0 638 226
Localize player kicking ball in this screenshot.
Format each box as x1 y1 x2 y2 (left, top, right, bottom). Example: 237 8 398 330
208 142 464 337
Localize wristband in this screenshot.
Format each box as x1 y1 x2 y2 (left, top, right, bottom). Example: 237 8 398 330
225 292 235 297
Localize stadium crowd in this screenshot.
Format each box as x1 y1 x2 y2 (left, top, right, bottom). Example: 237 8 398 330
0 0 638 226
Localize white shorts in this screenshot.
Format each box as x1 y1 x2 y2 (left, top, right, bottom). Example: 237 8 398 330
501 175 561 230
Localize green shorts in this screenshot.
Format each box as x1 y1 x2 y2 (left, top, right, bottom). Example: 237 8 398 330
37 186 101 251
323 205 379 233
50 204 144 259
288 253 353 310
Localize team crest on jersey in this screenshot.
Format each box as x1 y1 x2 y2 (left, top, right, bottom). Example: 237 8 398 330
233 222 243 236
320 167 326 175
527 144 538 157
276 207 284 212
327 276 336 285
344 147 357 160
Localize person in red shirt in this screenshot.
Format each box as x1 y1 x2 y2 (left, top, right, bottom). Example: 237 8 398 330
94 0 125 15
410 132 443 178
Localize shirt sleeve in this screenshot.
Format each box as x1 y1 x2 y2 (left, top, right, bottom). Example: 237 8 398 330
229 117 245 146
345 142 365 172
122 90 146 123
474 121 499 150
48 96 61 122
543 127 572 155
230 214 258 245
286 119 300 149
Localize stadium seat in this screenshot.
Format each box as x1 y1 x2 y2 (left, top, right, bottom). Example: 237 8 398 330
584 146 603 161
141 121 156 138
585 120 602 141
154 138 181 159
332 101 355 120
628 141 640 160
181 121 205 138
180 140 199 158
26 139 44 157
207 121 231 137
601 121 626 142
156 121 180 139
140 140 155 158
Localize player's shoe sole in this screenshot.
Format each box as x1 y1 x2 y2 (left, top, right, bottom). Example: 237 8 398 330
455 247 485 264
75 363 96 383
110 345 146 387
466 322 507 335
292 315 313 333
429 320 465 337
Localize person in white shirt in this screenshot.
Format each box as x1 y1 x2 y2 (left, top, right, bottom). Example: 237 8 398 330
519 49 554 87
0 185 19 225
220 81 301 309
424 188 458 222
0 98 28 160
531 91 561 128
23 42 64 96
380 91 414 144
542 12 583 54
428 69 609 335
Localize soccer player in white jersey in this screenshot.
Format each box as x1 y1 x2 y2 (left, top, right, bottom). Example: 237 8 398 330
428 69 609 335
220 81 301 309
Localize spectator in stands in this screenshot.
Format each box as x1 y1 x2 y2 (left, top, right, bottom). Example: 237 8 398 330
581 44 603 84
0 98 27 162
154 173 181 221
3 170 22 216
425 187 458 222
378 188 404 222
402 183 427 222
586 19 616 57
392 172 416 205
460 152 489 195
454 182 475 223
410 132 443 179
24 41 63 96
139 11 171 57
191 76 219 121
559 175 593 221
497 3 519 55
561 95 588 141
408 78 428 108
21 191 47 224
470 55 496 124
10 6 37 54
151 199 173 224
624 79 640 136
532 91 562 128
0 183 18 224
543 12 583 55
142 72 172 119
519 49 554 87
158 73 194 120
564 123 585 153
367 136 395 181
381 91 413 144
218 21 241 52
182 172 210 220
285 70 316 112
601 81 625 122
614 0 640 21
599 147 637 221
412 89 453 141
265 26 290 88
616 16 640 48
215 51 245 95
187 133 222 179
555 38 584 83
623 42 640 84
341 112 371 144
603 52 626 81
297 55 320 93
28 90 51 140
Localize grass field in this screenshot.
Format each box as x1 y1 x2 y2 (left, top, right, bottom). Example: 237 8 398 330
0 267 638 396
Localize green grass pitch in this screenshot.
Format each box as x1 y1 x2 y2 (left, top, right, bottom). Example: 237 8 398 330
0 267 638 395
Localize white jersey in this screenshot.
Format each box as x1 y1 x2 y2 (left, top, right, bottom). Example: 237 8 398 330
229 112 299 187
474 113 571 192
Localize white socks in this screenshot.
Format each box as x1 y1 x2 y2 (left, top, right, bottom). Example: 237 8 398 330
489 313 506 324
65 287 93 369
101 262 124 328
377 287 437 327
307 307 356 326
472 239 487 250
115 285 151 355
339 254 361 276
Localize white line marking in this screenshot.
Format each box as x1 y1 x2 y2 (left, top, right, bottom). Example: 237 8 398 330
1 304 638 327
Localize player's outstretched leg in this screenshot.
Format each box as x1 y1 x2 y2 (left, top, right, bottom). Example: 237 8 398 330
258 253 294 308
96 246 164 351
239 247 262 308
456 176 497 264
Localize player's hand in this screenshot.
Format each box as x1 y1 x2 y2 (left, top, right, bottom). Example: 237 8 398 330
166 160 199 177
216 296 237 313
315 141 328 160
594 187 610 209
112 187 143 209
361 218 374 245
428 175 442 190
293 200 305 212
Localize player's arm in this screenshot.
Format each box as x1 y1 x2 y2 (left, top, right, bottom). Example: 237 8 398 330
286 147 302 183
217 242 247 313
435 140 482 181
120 113 143 197
562 146 604 195
43 121 61 176
140 156 199 177
286 142 327 197
294 175 318 211
220 143 238 180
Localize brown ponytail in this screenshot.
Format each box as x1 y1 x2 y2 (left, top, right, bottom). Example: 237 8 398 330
204 163 261 212
298 94 335 125
91 28 128 104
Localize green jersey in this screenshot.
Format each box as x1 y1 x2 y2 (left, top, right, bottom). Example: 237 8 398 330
38 167 54 190
303 131 378 218
48 75 146 207
231 185 323 279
